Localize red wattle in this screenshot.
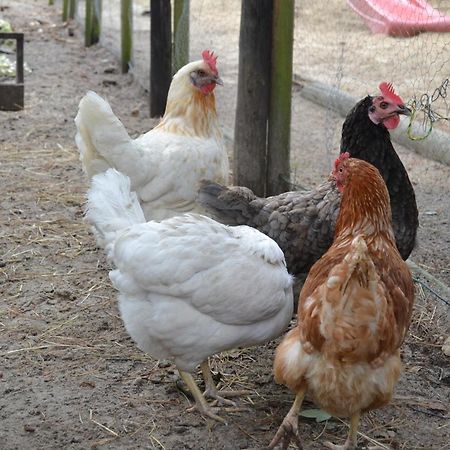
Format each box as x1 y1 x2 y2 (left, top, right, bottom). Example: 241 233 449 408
200 83 216 94
383 115 400 129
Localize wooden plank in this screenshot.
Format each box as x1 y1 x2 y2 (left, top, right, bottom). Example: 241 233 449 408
173 0 189 73
150 0 172 117
0 32 24 111
0 85 24 111
69 0 77 19
62 0 69 21
85 0 102 46
121 0 133 73
16 33 24 84
233 0 272 196
267 0 294 195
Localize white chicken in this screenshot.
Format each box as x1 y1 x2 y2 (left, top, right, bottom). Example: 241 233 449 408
85 169 294 422
75 50 229 222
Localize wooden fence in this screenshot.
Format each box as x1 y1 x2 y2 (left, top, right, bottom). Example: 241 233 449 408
51 0 295 196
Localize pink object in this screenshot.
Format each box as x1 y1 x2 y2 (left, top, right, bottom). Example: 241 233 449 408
347 0 450 36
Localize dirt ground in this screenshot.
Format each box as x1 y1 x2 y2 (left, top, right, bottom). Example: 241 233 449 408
1 1 449 450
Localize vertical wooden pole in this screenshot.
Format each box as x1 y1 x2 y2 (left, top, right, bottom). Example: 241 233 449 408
69 0 77 19
85 0 102 47
16 34 24 85
85 0 93 45
62 0 69 21
173 0 189 73
266 0 294 195
233 0 272 196
121 0 133 73
150 0 172 117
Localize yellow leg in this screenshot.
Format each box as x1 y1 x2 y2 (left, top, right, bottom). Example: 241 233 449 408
267 388 306 450
324 412 360 450
178 369 225 423
200 360 252 406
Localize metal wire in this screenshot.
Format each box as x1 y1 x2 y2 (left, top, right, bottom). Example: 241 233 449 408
407 78 450 141
413 277 450 307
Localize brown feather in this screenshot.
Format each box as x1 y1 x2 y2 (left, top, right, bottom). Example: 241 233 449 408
273 157 414 419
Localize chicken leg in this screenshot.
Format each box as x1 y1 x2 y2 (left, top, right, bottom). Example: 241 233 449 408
267 388 306 449
201 360 252 407
178 369 225 423
324 412 360 450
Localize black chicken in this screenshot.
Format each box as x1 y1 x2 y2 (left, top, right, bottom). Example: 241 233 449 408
341 84 418 260
198 83 418 285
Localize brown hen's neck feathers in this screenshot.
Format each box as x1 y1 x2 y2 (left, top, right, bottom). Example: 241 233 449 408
335 161 395 245
156 84 221 139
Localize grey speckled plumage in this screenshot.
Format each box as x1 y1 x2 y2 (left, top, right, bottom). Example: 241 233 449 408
198 180 341 284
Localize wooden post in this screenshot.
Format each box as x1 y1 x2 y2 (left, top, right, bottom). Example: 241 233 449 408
173 0 189 73
150 0 172 117
266 0 294 195
85 0 102 47
233 0 272 196
69 0 77 19
121 0 133 73
62 0 69 21
0 33 24 111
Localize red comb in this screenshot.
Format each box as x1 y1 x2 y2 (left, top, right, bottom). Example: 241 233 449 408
334 152 350 171
379 82 404 105
202 50 218 75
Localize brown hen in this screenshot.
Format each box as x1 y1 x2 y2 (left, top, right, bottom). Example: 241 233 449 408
268 154 415 450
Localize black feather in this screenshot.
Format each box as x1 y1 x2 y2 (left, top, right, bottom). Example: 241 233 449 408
341 96 419 259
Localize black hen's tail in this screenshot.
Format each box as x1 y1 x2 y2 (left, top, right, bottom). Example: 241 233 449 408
197 181 264 226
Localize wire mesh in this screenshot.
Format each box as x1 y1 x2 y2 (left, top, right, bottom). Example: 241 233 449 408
67 0 449 175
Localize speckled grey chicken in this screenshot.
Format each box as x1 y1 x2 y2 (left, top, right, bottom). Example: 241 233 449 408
198 83 418 284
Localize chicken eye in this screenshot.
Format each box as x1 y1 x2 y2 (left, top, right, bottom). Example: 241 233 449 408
197 69 206 76
380 102 389 109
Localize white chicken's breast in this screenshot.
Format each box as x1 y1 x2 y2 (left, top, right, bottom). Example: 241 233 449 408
110 214 294 372
132 132 228 220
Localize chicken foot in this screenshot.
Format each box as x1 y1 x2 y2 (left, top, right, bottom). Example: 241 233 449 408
178 369 226 423
267 389 306 450
201 361 252 407
324 412 360 450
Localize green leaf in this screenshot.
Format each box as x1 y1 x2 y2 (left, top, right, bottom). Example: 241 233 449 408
299 409 332 423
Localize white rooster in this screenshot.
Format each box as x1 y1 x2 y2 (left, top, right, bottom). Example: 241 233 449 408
75 50 229 222
86 169 294 422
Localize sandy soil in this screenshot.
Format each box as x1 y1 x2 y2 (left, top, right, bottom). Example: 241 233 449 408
0 1 449 450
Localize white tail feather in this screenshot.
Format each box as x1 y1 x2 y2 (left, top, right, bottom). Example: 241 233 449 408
86 169 145 255
75 91 132 178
